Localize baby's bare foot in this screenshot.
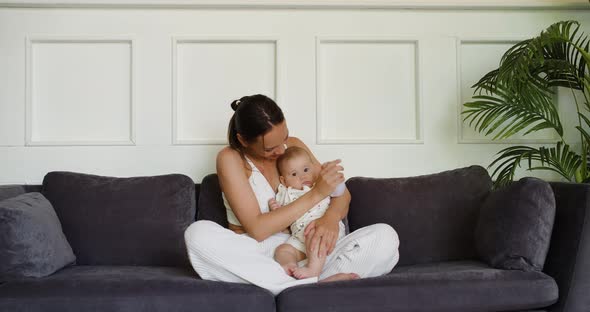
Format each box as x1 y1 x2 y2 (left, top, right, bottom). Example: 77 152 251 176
282 263 298 276
292 266 322 279
319 273 360 283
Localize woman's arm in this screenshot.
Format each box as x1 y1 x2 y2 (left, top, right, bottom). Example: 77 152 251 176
306 188 351 256
288 137 351 220
268 198 291 234
217 147 328 242
287 137 351 256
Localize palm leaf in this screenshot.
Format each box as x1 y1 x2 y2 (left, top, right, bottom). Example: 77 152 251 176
577 114 590 182
463 83 563 139
465 21 590 141
489 146 539 188
464 20 590 186
505 21 588 91
489 142 582 189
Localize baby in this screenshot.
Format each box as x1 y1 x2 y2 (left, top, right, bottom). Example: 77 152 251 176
269 146 346 279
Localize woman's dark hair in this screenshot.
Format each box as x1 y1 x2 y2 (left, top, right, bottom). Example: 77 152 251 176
228 94 285 151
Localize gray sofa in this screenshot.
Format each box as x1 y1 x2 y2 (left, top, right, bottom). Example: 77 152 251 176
0 166 589 312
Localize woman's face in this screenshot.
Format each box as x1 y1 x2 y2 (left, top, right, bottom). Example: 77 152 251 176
256 120 289 160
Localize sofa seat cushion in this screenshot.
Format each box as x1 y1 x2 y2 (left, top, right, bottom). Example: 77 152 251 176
0 266 274 312
277 261 558 312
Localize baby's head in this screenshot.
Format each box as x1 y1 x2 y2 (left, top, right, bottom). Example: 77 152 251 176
276 146 316 190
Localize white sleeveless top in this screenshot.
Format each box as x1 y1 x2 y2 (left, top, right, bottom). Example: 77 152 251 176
221 155 276 226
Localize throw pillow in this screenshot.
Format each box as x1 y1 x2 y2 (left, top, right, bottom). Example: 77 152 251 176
0 192 76 279
475 177 556 271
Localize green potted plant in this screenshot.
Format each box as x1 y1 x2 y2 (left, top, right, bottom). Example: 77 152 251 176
463 20 590 188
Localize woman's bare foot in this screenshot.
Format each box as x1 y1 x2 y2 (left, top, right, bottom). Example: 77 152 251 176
319 273 360 283
282 263 298 276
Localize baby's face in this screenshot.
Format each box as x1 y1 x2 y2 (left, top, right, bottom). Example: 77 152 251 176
280 155 316 190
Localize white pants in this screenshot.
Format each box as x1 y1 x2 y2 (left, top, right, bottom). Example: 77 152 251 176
184 220 400 296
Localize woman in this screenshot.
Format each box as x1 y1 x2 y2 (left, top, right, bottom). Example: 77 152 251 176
184 94 399 295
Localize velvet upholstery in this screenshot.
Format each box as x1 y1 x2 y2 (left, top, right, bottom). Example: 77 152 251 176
0 193 75 279
475 178 556 271
277 261 558 312
0 265 275 312
196 174 228 227
0 185 27 201
3 171 590 312
544 182 590 312
346 166 492 266
41 172 195 266
0 185 42 201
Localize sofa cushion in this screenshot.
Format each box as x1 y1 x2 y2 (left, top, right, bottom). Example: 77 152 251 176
277 261 558 312
0 185 43 201
346 166 492 266
41 172 195 266
0 192 75 279
475 177 556 271
0 185 27 201
197 174 228 227
0 266 274 312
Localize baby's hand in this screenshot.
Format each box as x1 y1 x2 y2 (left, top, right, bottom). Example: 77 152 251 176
269 198 281 211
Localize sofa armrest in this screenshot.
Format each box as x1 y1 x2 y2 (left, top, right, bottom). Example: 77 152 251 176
545 182 590 312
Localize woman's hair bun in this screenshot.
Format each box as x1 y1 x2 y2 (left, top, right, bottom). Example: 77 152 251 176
231 99 241 111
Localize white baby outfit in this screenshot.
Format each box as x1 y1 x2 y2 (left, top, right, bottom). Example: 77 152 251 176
184 154 401 296
275 184 346 254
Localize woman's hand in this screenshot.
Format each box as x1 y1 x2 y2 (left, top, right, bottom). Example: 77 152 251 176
314 160 345 198
304 213 340 258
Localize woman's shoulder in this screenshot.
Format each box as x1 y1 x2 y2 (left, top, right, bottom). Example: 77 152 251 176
217 146 239 158
216 147 244 170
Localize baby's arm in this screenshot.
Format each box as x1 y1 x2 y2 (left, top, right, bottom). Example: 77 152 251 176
268 198 291 234
269 198 281 211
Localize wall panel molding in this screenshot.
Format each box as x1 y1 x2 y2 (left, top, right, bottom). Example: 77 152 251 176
25 36 136 146
316 36 423 145
1 7 588 183
172 36 280 145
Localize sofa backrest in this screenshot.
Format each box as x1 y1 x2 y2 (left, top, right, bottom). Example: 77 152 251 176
346 166 492 266
543 182 590 312
197 174 229 227
41 171 196 267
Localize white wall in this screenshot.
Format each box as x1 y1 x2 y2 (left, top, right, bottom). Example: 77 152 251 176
1 0 589 184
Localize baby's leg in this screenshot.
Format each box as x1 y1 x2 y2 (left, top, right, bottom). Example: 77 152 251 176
274 244 306 276
292 243 326 279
